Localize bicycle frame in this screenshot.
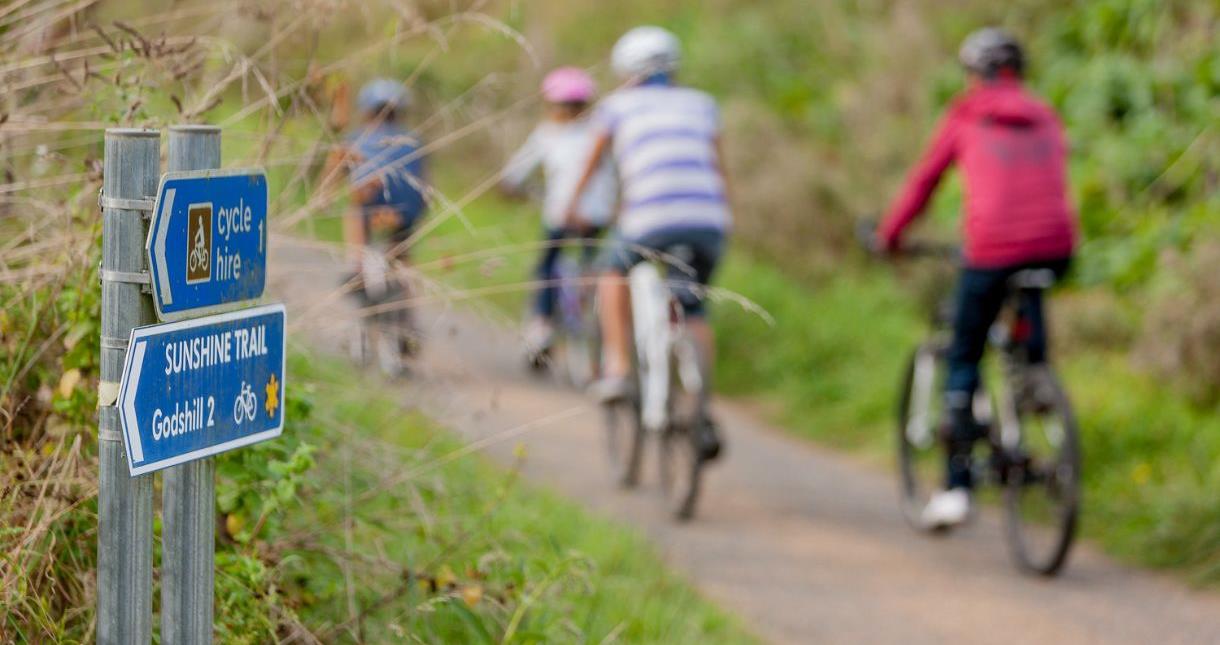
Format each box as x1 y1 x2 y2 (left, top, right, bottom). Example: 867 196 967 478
628 262 704 434
348 240 415 377
990 270 1059 460
553 251 597 336
630 262 675 433
926 269 1056 464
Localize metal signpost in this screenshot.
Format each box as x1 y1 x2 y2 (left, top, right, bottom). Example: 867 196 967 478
147 167 268 320
98 128 159 645
99 124 284 644
117 303 287 476
161 125 220 645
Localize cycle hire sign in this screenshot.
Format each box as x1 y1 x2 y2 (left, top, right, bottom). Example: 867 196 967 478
147 168 269 320
117 303 286 476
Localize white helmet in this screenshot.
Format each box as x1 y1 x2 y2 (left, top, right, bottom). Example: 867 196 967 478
611 26 681 80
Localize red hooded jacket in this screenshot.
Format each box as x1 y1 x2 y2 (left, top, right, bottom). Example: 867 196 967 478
880 79 1077 268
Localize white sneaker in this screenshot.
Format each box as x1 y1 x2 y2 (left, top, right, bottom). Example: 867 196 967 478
589 374 634 404
524 319 555 356
921 488 971 530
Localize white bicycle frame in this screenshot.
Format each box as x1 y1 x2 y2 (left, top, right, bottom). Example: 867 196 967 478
360 245 391 301
629 262 703 433
350 243 407 377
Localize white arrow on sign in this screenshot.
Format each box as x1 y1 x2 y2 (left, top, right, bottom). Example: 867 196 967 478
120 339 147 464
154 188 176 305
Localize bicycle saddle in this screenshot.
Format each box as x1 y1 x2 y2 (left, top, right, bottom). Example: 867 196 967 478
665 243 696 263
1008 268 1056 290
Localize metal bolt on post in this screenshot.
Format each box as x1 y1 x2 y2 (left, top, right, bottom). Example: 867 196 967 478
162 125 221 645
99 128 160 645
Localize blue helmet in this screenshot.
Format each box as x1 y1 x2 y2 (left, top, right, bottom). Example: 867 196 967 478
357 78 411 115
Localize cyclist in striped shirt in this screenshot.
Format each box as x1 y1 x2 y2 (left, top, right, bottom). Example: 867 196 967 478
566 26 731 459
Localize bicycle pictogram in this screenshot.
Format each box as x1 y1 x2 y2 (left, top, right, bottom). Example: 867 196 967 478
186 204 213 284
233 381 258 425
189 223 209 272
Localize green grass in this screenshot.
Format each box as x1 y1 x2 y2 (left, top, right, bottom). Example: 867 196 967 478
274 352 755 643
713 257 922 456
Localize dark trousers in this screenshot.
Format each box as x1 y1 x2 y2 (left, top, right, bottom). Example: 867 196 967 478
945 257 1070 489
533 228 600 318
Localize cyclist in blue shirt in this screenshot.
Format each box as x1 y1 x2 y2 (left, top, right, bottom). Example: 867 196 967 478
331 78 429 269
322 79 429 363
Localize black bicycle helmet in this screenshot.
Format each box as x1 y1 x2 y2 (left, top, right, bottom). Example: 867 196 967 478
958 28 1025 78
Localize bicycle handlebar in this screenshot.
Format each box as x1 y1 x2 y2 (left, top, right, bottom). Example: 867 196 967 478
854 218 960 261
895 240 960 260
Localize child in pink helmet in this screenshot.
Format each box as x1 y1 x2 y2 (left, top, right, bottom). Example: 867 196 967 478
501 67 618 364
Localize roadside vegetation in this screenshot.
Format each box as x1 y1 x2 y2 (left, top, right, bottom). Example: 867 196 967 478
277 354 750 644
1 1 748 641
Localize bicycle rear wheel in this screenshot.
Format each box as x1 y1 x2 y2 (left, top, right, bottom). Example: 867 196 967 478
658 422 701 520
370 284 410 378
556 295 595 387
1002 369 1079 576
555 259 596 387
371 319 405 378
559 332 596 388
603 397 644 489
657 336 706 521
897 341 950 531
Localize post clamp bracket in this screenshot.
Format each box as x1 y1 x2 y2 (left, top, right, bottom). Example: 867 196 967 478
100 267 152 293
99 189 157 219
98 429 123 443
100 335 130 350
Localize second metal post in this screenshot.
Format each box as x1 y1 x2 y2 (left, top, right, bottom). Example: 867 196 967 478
161 125 221 644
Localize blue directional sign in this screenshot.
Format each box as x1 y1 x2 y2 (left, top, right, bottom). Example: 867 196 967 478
118 304 286 476
147 168 269 320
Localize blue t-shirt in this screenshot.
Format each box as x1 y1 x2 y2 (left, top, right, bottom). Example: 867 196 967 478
348 123 427 223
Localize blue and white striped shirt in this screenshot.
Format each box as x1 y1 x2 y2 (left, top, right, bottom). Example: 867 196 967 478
595 84 730 240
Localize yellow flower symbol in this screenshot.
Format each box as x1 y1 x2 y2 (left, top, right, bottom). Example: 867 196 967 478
264 373 280 418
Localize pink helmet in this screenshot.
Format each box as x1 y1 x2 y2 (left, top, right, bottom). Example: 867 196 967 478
541 67 595 104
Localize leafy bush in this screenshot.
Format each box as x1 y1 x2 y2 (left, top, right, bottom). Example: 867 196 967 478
1 185 103 645
1137 241 1220 404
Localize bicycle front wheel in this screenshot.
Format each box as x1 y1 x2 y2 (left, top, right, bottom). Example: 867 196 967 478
1002 369 1080 576
897 341 949 531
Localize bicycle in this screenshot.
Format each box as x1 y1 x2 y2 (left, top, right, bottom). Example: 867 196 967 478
233 381 257 424
347 241 418 378
526 242 600 388
188 243 209 274
860 225 1080 575
189 222 209 273
601 246 712 520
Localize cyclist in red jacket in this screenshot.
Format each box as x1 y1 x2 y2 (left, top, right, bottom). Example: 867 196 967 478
877 28 1078 528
